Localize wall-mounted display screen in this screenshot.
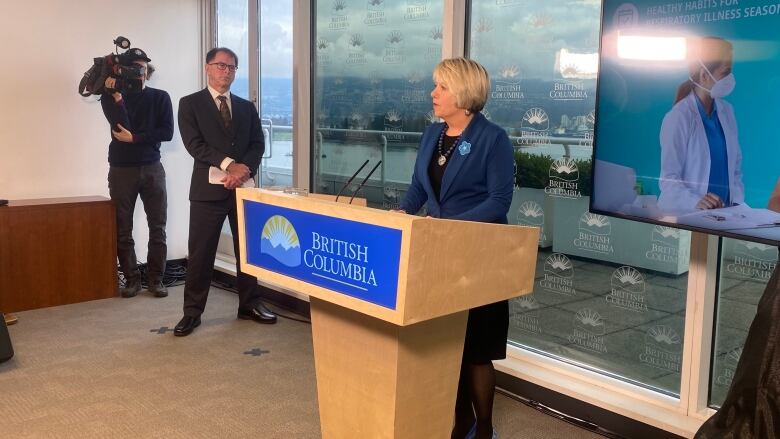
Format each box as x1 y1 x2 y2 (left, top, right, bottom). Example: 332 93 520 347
592 0 780 244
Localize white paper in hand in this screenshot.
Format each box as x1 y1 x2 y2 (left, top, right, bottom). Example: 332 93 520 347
208 166 256 188
208 166 227 184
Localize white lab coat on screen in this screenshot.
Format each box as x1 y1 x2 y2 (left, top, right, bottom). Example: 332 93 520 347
658 91 744 211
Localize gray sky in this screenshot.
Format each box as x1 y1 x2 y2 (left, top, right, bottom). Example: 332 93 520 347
215 0 601 80
218 0 293 79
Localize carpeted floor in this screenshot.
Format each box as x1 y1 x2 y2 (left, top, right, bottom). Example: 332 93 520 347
0 286 604 438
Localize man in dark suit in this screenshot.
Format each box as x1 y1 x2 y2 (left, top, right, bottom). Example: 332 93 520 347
174 47 276 337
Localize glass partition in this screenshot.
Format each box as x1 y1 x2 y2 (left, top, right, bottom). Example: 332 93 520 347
259 0 294 188
217 0 251 237
709 238 776 407
217 0 250 99
469 0 690 396
312 0 444 207
216 0 294 226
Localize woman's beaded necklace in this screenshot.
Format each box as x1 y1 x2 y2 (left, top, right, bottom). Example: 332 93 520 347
437 124 461 166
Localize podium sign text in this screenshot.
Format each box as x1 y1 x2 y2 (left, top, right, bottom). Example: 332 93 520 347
243 200 403 309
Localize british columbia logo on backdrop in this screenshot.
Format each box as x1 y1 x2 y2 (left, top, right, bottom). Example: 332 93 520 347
640 325 682 373
330 0 349 30
382 185 402 210
646 225 683 265
328 76 349 104
607 266 648 313
347 34 367 66
540 253 576 296
383 30 405 64
562 111 597 147
365 0 387 26
346 111 369 140
364 71 384 104
382 184 403 209
245 201 402 309
550 79 587 101
472 18 494 56
518 108 551 146
569 308 608 354
516 201 546 244
546 158 581 199
426 27 442 60
492 65 524 101
583 111 595 145
511 295 541 335
403 71 426 104
404 0 429 21
727 241 777 281
575 212 614 255
316 38 331 68
384 110 404 142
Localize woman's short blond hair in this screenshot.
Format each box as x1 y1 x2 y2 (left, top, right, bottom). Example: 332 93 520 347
432 57 490 113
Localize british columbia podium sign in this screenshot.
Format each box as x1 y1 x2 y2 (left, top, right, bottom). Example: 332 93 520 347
243 200 403 309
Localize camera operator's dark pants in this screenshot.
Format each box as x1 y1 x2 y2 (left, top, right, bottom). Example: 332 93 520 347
108 162 167 284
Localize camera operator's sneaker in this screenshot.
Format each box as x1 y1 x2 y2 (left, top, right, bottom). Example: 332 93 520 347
120 278 142 298
148 280 168 298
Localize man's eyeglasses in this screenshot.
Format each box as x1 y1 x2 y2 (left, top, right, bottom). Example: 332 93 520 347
208 62 238 72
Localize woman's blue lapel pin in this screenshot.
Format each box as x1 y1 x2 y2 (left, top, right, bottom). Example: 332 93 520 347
458 141 471 156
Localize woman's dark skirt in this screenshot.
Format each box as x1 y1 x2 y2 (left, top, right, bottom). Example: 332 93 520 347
463 299 509 365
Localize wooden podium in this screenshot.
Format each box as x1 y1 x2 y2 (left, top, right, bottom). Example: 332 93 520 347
236 189 539 439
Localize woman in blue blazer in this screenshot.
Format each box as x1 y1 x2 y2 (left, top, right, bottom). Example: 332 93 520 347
399 58 514 439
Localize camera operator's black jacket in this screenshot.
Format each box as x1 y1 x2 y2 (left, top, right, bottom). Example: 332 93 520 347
178 88 264 201
100 87 174 166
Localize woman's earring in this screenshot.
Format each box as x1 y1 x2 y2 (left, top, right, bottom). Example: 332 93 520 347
465 109 471 116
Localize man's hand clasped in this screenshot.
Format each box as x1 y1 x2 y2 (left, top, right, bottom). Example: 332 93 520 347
222 162 251 189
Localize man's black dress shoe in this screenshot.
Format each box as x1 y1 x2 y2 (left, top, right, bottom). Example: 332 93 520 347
174 315 201 337
237 305 277 324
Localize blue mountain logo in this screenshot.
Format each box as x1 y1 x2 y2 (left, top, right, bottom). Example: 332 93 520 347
260 215 301 267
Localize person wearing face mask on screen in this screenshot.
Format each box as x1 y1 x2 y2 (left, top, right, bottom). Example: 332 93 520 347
658 36 744 212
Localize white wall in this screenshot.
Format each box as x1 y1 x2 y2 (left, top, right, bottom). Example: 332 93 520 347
0 0 204 261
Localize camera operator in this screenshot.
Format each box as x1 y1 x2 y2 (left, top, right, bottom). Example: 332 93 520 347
100 48 173 298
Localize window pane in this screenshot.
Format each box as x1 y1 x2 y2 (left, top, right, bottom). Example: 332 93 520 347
470 0 690 396
710 238 776 407
217 0 250 99
216 0 250 237
260 0 294 187
216 0 293 218
313 0 444 207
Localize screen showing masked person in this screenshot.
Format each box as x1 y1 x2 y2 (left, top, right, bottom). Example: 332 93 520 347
592 0 780 245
